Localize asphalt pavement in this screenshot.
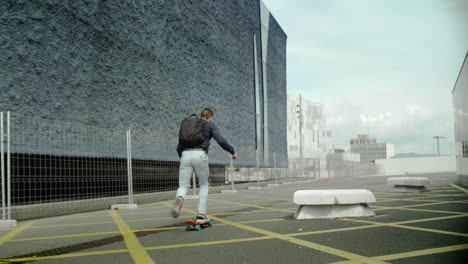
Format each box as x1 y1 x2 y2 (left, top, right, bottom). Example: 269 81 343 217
0 172 467 264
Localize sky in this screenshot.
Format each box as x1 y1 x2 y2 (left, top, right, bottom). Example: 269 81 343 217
262 0 468 155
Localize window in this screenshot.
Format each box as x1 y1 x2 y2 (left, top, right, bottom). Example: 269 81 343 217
289 145 299 151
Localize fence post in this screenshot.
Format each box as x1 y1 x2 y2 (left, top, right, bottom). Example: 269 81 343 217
1 112 5 221
110 130 137 210
267 152 280 187
248 149 262 190
221 156 237 193
127 130 134 204
7 112 11 219
1 111 17 228
274 152 277 184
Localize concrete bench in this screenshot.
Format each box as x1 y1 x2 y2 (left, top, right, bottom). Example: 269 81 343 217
387 177 430 192
293 189 376 220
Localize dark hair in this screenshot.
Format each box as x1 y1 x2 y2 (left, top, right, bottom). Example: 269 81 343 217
201 108 214 118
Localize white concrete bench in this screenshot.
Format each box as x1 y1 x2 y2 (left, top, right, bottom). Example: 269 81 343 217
293 189 376 220
387 177 430 192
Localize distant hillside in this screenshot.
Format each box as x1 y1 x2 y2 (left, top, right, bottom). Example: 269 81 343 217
393 153 437 158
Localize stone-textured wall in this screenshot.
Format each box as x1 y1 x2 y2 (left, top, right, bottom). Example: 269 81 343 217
0 0 287 166
266 13 288 167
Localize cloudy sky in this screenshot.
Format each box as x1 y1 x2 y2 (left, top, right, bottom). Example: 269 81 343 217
262 0 468 154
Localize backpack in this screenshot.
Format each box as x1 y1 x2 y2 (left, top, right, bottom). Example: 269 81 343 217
179 114 207 147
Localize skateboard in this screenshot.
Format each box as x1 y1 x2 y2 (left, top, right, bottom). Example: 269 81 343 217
185 219 213 231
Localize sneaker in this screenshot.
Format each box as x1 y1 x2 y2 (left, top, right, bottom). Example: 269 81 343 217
196 213 210 223
170 196 184 218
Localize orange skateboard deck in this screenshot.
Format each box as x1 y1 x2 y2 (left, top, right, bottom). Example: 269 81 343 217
185 219 213 231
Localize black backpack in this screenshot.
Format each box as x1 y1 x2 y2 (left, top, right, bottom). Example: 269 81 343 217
179 114 207 147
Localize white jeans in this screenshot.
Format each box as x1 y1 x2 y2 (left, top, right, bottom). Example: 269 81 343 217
176 151 209 214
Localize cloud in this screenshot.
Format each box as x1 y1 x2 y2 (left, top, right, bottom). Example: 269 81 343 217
324 99 454 154
263 0 467 154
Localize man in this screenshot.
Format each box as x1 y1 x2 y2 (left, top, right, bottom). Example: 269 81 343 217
171 108 237 221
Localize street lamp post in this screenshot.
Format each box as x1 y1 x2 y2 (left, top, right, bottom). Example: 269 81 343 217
296 95 303 177
433 136 447 156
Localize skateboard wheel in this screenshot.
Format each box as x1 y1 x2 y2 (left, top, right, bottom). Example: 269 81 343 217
208 221 213 226
195 225 201 231
185 226 191 231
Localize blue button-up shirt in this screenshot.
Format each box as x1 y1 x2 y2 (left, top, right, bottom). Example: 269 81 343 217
177 121 235 158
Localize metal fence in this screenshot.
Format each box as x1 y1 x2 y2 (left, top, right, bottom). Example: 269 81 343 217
0 112 384 221
0 112 304 220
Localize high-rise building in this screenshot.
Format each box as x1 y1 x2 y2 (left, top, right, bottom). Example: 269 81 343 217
350 134 395 163
453 51 468 186
0 0 288 167
287 95 334 169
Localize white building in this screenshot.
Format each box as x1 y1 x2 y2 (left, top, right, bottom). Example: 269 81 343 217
350 134 395 163
453 52 468 185
287 95 334 169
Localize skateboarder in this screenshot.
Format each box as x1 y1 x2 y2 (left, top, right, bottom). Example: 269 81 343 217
171 108 237 222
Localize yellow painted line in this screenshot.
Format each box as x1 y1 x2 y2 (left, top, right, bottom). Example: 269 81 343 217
0 223 32 246
232 193 292 202
111 210 155 264
144 236 273 251
341 216 468 237
241 218 285 224
31 221 114 229
212 209 277 216
7 219 286 244
385 224 468 237
3 249 128 262
164 202 389 264
392 200 466 209
394 214 466 225
372 206 468 216
213 199 295 213
8 231 120 242
376 243 468 261
343 214 466 226
451 184 468 194
288 224 386 237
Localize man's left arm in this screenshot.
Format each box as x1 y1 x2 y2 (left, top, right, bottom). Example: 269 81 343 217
209 123 235 155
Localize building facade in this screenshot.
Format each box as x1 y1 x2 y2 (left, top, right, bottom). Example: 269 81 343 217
453 52 468 186
287 95 334 169
0 0 288 167
350 134 395 163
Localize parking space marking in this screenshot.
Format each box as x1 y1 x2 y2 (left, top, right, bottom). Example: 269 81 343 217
144 236 273 251
2 249 128 263
164 202 389 264
4 219 284 244
2 183 466 264
395 214 467 225
111 210 155 264
375 243 468 261
451 184 468 194
387 224 468 237
342 216 468 237
288 224 387 237
211 199 295 214
211 216 388 264
372 205 468 216
0 223 32 246
31 221 114 229
387 200 468 209
8 231 120 242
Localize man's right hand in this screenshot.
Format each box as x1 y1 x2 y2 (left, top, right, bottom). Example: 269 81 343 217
231 153 238 160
